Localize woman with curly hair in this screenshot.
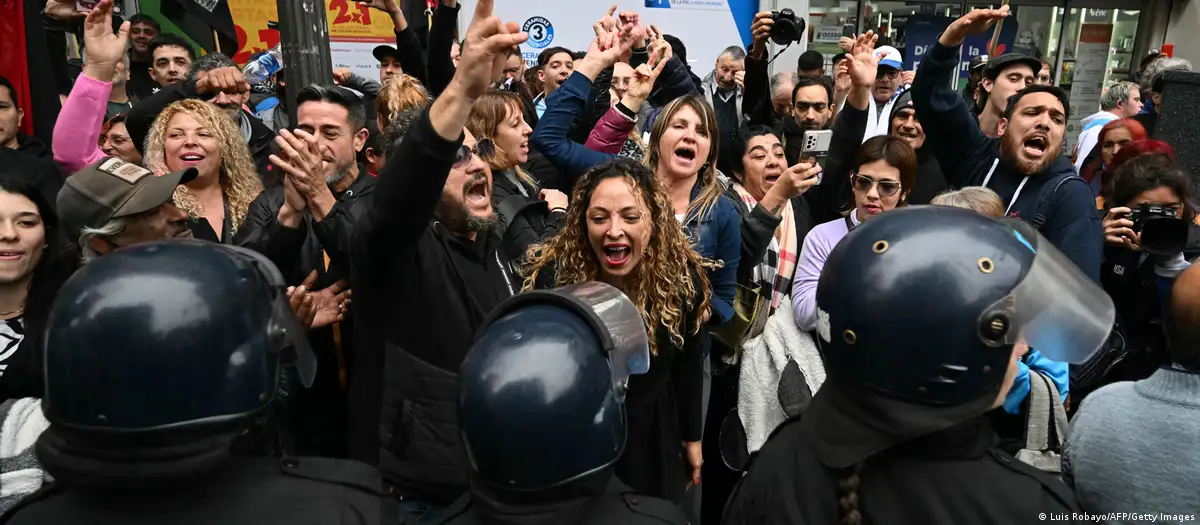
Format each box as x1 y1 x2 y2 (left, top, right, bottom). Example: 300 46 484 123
466 90 568 264
523 158 711 504
143 99 264 243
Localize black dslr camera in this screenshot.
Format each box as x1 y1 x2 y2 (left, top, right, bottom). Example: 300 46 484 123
770 9 807 45
1127 203 1189 256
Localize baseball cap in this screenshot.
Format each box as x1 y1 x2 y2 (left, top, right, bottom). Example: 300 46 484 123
874 46 903 70
57 157 197 239
969 55 989 71
372 45 402 62
984 54 1042 79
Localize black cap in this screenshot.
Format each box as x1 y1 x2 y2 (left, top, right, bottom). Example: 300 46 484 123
984 53 1042 79
372 45 401 62
969 54 989 71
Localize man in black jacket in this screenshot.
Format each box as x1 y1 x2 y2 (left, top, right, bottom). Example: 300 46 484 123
126 57 280 187
348 1 522 519
912 7 1101 281
238 84 371 458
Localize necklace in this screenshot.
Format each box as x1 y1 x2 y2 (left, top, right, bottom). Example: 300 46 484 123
0 306 25 319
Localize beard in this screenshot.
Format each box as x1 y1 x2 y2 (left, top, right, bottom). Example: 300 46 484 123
325 159 355 186
1000 132 1061 175
435 175 498 236
797 118 822 131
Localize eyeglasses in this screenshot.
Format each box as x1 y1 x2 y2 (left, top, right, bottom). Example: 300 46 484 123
851 174 901 197
453 138 495 169
877 69 900 80
794 102 828 113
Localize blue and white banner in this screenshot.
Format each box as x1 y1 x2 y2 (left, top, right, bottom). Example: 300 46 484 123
904 14 1018 82
461 0 758 72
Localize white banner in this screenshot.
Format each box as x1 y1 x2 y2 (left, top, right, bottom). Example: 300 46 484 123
459 0 752 76
1066 24 1113 151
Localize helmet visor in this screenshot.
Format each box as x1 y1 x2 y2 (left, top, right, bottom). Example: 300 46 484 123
553 282 650 400
228 245 318 388
978 220 1115 364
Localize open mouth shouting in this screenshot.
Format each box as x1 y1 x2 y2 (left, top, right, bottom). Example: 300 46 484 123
463 175 490 208
1022 134 1049 159
602 242 632 268
672 145 698 170
763 168 783 185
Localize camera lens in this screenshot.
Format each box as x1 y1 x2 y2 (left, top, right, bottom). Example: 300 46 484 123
1139 217 1189 256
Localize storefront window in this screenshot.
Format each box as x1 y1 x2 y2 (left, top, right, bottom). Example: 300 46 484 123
806 0 860 74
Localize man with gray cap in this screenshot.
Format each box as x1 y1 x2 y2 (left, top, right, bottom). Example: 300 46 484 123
57 156 195 263
963 54 988 113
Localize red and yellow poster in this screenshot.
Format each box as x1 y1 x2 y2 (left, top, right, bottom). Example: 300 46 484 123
228 0 395 64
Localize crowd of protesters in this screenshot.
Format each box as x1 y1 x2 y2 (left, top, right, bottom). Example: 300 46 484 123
0 0 1198 522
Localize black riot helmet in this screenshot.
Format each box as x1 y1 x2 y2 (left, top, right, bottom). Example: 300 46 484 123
459 282 650 491
42 241 315 436
805 206 1114 467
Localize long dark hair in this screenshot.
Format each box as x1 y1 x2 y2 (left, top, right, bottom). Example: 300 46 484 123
0 180 78 399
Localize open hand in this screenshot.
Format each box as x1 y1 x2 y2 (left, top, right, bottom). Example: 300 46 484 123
834 60 852 93
901 70 916 85
81 0 129 78
846 32 880 88
943 6 1010 46
299 271 351 329
288 282 316 330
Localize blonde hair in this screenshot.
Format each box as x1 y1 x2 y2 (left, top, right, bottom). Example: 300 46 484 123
931 186 1006 217
522 159 713 356
143 99 263 235
644 96 724 223
376 74 431 130
465 90 537 188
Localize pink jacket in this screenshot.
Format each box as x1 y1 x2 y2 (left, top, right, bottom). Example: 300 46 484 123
53 74 110 175
584 105 638 155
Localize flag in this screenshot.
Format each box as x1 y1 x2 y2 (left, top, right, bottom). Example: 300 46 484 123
160 0 238 54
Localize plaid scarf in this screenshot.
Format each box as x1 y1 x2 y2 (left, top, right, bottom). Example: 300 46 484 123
732 183 799 311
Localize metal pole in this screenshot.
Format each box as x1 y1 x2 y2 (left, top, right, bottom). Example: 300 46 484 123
277 0 334 128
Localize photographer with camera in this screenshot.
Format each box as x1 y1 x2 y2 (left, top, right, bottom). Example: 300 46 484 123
1081 154 1197 404
743 9 809 133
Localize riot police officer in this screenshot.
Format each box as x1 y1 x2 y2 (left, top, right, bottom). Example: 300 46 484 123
1 242 394 525
723 206 1112 524
433 283 688 525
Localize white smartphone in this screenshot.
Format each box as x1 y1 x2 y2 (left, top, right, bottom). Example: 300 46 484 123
801 129 833 157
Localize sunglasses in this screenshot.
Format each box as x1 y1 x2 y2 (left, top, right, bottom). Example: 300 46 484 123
877 69 900 80
851 174 902 197
453 138 495 169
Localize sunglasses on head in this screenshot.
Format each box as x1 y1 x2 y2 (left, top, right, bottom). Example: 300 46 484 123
453 138 495 169
851 174 901 197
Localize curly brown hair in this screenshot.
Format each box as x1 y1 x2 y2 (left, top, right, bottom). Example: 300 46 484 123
143 99 263 235
522 158 713 356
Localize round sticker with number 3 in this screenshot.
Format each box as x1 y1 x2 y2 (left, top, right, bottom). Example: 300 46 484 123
522 16 555 49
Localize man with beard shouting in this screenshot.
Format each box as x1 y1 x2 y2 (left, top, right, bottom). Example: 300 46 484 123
347 0 525 520
911 6 1100 280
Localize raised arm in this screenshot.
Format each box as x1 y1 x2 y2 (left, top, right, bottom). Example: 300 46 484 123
911 8 1009 185
54 2 126 174
355 0 527 263
360 0 429 86
741 12 773 124
427 0 461 97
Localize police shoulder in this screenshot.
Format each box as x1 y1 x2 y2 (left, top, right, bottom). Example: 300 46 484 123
276 456 389 496
988 450 1082 511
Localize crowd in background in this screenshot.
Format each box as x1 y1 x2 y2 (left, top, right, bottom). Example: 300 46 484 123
0 0 1198 523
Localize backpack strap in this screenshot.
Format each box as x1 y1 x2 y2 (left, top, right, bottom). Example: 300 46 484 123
1031 176 1086 230
495 195 548 236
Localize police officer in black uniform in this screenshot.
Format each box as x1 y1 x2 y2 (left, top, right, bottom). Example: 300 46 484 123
433 283 688 525
1 241 394 525
723 206 1114 524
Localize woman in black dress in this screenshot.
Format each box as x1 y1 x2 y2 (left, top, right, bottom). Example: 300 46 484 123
523 157 711 503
